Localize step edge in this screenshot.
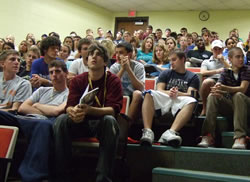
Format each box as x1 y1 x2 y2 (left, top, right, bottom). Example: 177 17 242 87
128 144 250 155
153 167 250 181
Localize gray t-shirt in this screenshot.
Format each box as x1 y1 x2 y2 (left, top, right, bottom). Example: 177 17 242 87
201 56 229 79
29 87 69 106
68 58 88 75
0 74 32 109
110 60 145 96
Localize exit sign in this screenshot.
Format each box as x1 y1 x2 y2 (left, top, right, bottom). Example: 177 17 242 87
128 9 136 17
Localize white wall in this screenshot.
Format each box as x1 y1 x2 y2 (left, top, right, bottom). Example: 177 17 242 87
0 0 114 44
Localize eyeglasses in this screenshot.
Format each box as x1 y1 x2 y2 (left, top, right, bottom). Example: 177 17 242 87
49 69 62 74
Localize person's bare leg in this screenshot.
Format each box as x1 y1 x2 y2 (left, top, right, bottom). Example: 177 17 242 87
200 78 216 116
170 103 195 132
127 90 143 125
142 93 155 129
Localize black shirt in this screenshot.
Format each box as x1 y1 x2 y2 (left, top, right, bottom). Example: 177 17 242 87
187 49 212 60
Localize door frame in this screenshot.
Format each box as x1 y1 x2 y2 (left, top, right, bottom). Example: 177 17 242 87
114 16 149 35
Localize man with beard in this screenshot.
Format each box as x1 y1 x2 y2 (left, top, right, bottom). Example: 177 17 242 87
186 36 213 67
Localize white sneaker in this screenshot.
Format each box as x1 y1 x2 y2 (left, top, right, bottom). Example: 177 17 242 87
197 135 214 148
140 128 154 146
158 129 182 147
232 137 247 149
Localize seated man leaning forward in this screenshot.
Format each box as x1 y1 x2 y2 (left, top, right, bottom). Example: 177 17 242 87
53 42 123 182
0 59 69 182
140 49 200 147
200 40 230 116
110 42 145 123
198 47 250 149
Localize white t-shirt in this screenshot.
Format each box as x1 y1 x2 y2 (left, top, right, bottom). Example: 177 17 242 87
29 87 69 106
68 58 88 75
68 50 77 61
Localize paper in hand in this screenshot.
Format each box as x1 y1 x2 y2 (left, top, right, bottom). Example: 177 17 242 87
79 85 99 105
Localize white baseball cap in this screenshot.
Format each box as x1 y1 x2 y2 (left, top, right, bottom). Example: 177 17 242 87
211 40 223 49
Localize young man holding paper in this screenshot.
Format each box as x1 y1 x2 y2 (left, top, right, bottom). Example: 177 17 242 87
53 42 123 182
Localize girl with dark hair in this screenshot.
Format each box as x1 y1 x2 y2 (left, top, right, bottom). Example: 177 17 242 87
27 37 36 48
59 44 72 69
18 40 28 58
2 42 15 51
63 36 75 61
223 38 236 60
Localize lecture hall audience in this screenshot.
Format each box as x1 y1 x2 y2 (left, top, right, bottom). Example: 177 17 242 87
1 25 250 182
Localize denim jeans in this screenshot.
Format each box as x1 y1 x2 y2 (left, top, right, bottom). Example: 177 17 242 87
0 110 54 182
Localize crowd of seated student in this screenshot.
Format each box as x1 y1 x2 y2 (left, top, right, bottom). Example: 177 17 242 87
0 25 250 181
0 49 68 181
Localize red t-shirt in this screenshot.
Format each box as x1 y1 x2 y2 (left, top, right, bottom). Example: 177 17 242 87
66 71 123 115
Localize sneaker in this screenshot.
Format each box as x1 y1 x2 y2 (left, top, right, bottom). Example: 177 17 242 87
158 129 182 147
197 135 214 148
140 128 154 146
232 137 247 149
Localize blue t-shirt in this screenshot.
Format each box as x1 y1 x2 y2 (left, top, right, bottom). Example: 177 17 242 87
157 69 200 92
31 58 50 80
136 49 153 63
31 57 63 80
223 48 229 60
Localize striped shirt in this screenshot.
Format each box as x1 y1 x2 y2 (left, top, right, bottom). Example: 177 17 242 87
219 65 250 97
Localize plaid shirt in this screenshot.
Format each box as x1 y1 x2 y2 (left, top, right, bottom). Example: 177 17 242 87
219 65 250 97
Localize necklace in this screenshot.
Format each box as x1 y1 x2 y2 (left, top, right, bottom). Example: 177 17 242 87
88 71 107 107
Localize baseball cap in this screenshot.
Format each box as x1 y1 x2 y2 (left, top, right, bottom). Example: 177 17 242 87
211 40 223 49
107 30 112 35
